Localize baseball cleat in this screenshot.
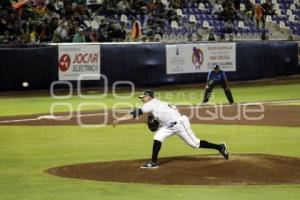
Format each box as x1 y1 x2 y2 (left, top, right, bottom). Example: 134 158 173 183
219 142 230 160
140 161 159 169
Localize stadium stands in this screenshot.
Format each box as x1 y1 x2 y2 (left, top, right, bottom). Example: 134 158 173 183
0 0 299 44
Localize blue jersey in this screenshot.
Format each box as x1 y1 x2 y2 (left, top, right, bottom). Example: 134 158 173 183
207 70 227 82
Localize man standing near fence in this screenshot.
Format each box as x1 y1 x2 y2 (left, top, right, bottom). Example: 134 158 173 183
202 65 234 104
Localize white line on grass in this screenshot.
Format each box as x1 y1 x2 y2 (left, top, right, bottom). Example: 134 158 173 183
183 99 300 108
0 113 108 124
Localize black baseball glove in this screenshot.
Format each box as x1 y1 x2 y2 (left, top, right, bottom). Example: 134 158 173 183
147 114 160 132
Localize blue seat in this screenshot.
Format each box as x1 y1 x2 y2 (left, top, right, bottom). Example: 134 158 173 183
200 14 208 20
215 26 223 32
192 2 198 8
205 3 212 8
195 14 201 20
272 15 279 21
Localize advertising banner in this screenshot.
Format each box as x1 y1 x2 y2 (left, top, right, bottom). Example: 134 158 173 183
166 43 236 74
58 44 100 80
298 41 300 66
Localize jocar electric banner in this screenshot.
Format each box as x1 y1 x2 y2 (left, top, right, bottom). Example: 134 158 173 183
58 44 100 80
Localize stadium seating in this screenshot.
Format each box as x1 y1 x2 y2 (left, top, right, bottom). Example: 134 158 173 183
113 0 299 41
1 0 299 43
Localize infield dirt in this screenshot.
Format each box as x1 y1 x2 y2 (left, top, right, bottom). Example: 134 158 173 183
0 104 299 127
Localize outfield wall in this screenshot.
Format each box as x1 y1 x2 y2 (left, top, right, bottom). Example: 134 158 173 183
0 42 299 91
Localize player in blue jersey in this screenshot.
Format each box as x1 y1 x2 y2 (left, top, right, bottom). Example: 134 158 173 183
202 65 234 104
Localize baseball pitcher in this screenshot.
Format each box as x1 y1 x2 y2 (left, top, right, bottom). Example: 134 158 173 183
113 90 229 169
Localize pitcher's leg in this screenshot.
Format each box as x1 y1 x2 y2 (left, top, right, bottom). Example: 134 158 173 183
151 140 161 164
153 127 174 143
176 120 200 148
150 127 174 163
176 122 220 150
199 140 221 150
177 117 229 159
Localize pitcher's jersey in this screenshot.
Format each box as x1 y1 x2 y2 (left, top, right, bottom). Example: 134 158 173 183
141 99 181 127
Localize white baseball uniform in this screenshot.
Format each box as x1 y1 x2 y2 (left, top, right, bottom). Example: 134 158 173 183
141 98 200 148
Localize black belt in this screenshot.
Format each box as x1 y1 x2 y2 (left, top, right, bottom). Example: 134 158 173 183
168 121 177 128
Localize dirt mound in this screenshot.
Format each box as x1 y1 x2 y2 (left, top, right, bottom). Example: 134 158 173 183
46 154 300 185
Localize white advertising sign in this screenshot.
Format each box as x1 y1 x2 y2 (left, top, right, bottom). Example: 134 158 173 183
166 43 236 74
58 45 100 80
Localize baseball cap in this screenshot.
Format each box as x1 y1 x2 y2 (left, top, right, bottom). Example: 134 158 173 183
213 64 219 69
138 90 154 98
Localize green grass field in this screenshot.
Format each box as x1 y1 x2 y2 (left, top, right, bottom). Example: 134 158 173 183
0 83 300 116
0 83 300 200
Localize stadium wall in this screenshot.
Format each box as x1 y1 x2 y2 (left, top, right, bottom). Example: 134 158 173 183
0 42 299 91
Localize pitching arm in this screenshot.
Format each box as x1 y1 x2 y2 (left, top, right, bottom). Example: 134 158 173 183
112 108 143 127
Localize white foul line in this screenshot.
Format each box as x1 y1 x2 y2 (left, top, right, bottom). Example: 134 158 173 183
182 99 300 109
0 118 41 123
0 113 108 124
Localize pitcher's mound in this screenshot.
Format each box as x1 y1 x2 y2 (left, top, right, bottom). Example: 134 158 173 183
46 154 300 185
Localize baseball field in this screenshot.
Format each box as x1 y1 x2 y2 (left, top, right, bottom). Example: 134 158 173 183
0 81 300 200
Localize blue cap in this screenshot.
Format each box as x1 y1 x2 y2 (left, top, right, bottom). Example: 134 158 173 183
213 64 219 69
